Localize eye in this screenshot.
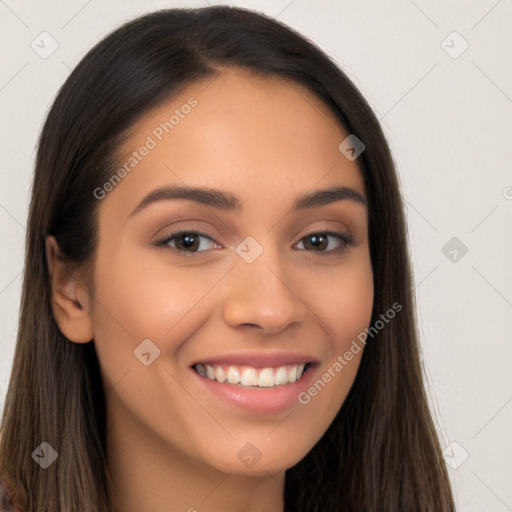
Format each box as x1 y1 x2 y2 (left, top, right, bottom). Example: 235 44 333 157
155 229 218 254
154 229 356 256
294 230 356 255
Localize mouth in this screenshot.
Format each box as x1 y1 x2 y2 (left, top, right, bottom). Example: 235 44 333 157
189 355 320 414
192 362 313 388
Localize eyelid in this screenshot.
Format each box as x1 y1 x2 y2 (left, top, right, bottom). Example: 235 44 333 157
153 227 357 256
154 228 219 253
294 229 356 253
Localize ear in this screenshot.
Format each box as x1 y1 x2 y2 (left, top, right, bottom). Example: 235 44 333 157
45 235 94 343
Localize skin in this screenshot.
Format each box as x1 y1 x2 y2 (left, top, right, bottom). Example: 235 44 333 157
46 68 374 512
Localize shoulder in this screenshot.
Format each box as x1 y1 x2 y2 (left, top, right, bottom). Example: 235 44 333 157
0 479 20 512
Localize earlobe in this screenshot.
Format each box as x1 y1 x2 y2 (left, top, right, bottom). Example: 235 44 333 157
45 235 94 344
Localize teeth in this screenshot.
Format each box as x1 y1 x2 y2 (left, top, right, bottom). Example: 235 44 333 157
258 368 274 387
240 367 258 386
196 363 207 378
227 366 241 384
274 366 288 385
214 366 227 383
194 363 308 388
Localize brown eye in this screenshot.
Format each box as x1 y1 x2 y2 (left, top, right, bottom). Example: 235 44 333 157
303 233 329 251
295 231 356 254
175 233 200 251
156 230 217 253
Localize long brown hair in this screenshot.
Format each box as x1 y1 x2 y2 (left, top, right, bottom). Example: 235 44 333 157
0 6 455 511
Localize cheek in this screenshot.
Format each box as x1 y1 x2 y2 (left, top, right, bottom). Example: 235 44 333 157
86 240 374 473
332 266 374 343
88 247 220 386
302 254 374 344
92 244 220 331
294 255 373 415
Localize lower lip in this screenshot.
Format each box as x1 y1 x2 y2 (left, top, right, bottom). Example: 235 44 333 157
190 364 318 415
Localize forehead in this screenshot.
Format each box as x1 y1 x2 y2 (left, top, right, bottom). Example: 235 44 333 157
104 67 365 219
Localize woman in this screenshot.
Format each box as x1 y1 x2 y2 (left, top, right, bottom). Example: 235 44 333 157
0 6 455 511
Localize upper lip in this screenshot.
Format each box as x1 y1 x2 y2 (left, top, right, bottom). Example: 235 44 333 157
190 351 320 369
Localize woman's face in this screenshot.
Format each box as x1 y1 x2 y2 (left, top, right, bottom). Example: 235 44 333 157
89 68 373 475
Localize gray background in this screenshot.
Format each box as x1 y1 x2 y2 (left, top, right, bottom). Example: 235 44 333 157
1 1 511 510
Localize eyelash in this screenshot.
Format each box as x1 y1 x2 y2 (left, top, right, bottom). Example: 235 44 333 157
154 228 356 257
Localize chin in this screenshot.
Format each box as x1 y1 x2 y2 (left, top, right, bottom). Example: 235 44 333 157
203 441 311 476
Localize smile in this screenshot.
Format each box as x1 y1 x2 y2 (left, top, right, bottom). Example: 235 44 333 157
193 363 311 388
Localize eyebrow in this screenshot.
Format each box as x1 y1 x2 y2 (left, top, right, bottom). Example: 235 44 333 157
128 184 367 219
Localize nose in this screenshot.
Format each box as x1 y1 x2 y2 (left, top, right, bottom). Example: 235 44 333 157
221 248 308 335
